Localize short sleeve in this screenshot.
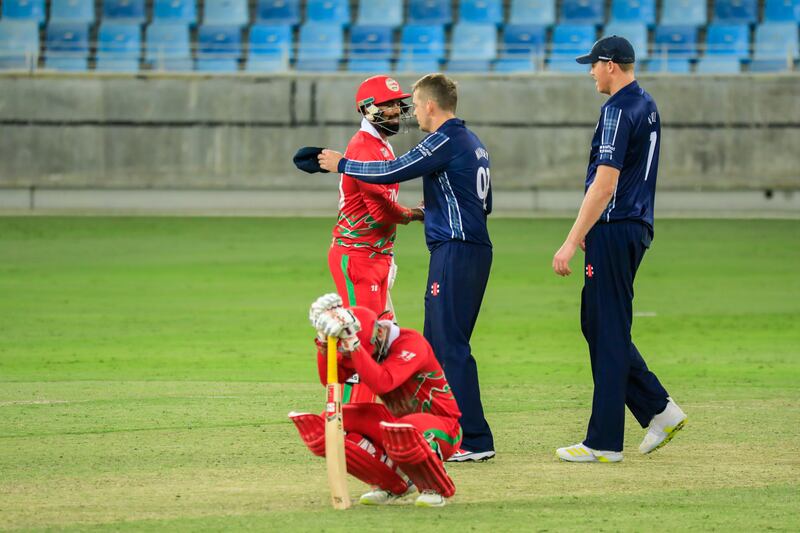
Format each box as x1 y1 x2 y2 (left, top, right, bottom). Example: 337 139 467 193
597 106 629 170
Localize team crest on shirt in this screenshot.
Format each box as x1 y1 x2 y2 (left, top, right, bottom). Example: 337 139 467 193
399 350 417 362
586 264 594 278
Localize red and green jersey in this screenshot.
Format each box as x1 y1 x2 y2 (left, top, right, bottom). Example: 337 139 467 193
316 326 461 422
332 119 414 258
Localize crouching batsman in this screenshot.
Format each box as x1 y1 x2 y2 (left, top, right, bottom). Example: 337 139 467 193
289 293 463 508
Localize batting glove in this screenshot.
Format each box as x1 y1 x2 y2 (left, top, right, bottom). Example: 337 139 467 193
387 258 398 290
315 307 361 340
309 293 343 329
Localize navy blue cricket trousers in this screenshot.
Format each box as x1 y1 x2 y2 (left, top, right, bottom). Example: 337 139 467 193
581 221 669 452
423 240 494 452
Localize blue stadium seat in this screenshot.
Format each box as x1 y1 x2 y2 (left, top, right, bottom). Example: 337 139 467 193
713 0 757 24
348 25 393 71
550 24 596 58
247 24 292 71
603 22 649 59
610 0 655 26
153 0 197 25
306 0 351 26
356 0 403 28
1 0 46 24
560 0 605 25
696 57 741 72
396 24 445 71
45 22 89 70
96 23 141 71
0 20 39 68
256 0 301 25
653 25 698 59
705 24 750 58
204 0 249 28
753 22 799 65
104 0 146 23
661 0 707 27
509 0 556 26
763 0 800 22
645 57 692 72
459 0 504 25
145 22 192 71
408 0 452 25
50 0 95 25
448 23 497 71
296 22 343 71
495 24 545 71
196 25 241 71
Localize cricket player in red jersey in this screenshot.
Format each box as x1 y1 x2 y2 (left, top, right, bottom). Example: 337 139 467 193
290 294 463 508
330 75 423 404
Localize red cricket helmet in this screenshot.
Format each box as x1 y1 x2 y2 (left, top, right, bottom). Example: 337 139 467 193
355 75 411 110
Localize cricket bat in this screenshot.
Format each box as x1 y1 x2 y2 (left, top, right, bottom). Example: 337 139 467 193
325 336 351 510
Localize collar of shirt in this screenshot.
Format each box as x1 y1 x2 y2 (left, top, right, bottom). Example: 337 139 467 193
438 118 465 131
603 80 640 109
359 117 395 151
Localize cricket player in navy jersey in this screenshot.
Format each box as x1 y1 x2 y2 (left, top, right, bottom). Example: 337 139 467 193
551 36 687 462
318 73 495 462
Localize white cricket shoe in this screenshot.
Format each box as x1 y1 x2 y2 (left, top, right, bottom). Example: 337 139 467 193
415 490 446 508
359 482 416 505
639 398 687 454
446 448 496 462
556 443 623 463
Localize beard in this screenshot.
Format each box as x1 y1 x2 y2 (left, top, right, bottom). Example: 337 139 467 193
375 120 400 137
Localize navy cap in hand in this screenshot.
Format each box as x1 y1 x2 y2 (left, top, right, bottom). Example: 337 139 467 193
576 35 636 65
293 147 330 174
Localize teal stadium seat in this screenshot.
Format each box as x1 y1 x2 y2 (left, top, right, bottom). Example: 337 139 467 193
95 23 141 71
306 0 351 27
549 24 595 72
447 23 497 72
356 0 403 28
713 0 758 24
764 0 800 22
560 0 605 25
648 25 697 72
459 0 504 25
45 22 90 70
296 22 343 71
1 0 46 25
247 24 292 71
146 22 193 71
104 0 146 23
609 0 656 26
0 20 39 68
196 25 241 72
495 24 546 72
396 24 444 72
661 0 707 27
509 0 556 26
153 0 197 25
604 21 649 59
408 0 452 26
347 25 393 72
50 0 95 25
203 0 249 28
256 0 301 26
750 22 799 71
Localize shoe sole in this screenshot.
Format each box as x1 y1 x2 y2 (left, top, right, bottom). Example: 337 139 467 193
556 453 622 463
645 418 687 454
446 452 496 463
415 500 446 508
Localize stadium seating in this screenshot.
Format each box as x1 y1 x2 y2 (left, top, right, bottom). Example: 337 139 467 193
661 0 707 27
256 0 301 26
495 24 546 71
396 24 445 72
306 0 351 26
153 0 197 25
713 0 758 24
145 22 193 71
356 0 403 28
645 57 692 72
203 0 249 28
95 23 141 71
408 0 452 25
560 0 605 25
705 24 750 57
509 0 556 26
103 0 146 23
653 25 699 59
45 22 90 70
549 24 595 71
459 0 504 25
247 24 292 71
448 23 497 71
0 20 39 69
609 0 656 26
696 57 741 72
604 22 649 59
296 22 344 71
1 0 46 24
50 0 95 25
751 22 799 71
763 0 800 22
196 25 241 71
347 25 393 72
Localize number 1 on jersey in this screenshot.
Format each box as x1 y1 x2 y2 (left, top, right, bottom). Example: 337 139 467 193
644 131 657 182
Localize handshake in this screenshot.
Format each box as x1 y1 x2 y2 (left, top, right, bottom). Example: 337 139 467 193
309 293 362 352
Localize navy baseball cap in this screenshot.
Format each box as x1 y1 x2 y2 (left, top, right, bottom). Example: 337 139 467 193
576 35 636 64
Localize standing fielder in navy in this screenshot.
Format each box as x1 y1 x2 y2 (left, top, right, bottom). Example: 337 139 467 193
319 74 495 462
552 37 687 462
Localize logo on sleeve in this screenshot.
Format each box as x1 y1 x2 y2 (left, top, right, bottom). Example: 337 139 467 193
399 350 417 362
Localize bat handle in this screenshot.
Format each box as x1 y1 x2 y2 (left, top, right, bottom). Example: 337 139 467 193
327 336 337 385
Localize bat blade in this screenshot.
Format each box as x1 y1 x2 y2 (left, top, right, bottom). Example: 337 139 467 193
325 337 351 510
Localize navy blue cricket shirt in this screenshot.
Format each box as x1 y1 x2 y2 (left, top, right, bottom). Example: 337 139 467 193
337 118 493 251
586 80 661 232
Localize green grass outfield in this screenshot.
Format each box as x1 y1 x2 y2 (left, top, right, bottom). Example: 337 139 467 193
1 217 798 531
